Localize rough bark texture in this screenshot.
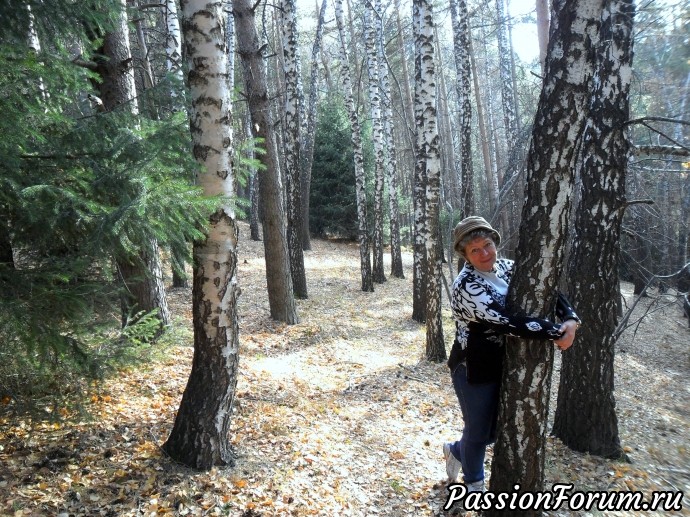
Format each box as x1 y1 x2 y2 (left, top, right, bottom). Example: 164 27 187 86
470 35 495 214
163 0 239 470
414 0 444 359
165 0 183 79
495 0 518 148
299 0 328 251
411 0 427 323
280 0 308 299
234 0 298 323
486 0 604 510
335 0 373 292
553 0 634 460
364 5 386 285
449 0 474 218
373 0 404 279
94 0 170 328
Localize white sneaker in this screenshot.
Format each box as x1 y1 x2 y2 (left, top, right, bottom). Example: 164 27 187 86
443 442 461 482
466 479 485 492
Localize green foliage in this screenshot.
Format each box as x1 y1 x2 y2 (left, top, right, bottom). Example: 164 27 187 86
0 1 221 413
310 98 358 239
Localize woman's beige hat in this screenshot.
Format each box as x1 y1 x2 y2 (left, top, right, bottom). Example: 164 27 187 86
453 216 501 254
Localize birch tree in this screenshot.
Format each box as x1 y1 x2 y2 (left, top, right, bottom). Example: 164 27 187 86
364 4 387 284
495 0 518 149
449 0 474 218
335 0 373 292
300 0 328 251
372 0 404 279
486 0 604 506
234 0 298 323
552 0 635 460
165 0 183 83
280 0 308 298
414 0 444 360
163 0 239 469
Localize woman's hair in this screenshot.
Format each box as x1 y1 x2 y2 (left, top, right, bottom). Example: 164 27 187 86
456 229 497 258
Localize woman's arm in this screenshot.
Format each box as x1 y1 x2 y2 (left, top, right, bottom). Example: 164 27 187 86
451 277 564 340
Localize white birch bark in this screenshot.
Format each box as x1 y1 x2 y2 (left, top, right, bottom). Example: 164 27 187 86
372 0 404 278
163 0 239 470
495 0 518 148
165 0 183 82
335 0 373 292
414 0 444 360
487 0 605 505
449 0 474 217
411 0 427 322
364 4 387 284
300 0 328 251
279 0 308 298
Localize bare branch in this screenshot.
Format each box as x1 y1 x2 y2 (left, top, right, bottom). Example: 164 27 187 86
72 57 98 71
633 145 690 157
614 262 690 340
625 116 690 127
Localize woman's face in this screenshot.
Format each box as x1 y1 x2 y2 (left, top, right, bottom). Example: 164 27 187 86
464 236 497 272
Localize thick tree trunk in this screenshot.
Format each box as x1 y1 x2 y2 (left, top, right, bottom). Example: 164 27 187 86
234 0 298 323
280 0 308 299
299 0 327 251
413 0 445 361
486 0 604 510
163 0 239 470
553 0 634 460
335 0 373 292
364 5 386 284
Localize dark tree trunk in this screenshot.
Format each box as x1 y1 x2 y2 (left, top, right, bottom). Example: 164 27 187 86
552 0 634 460
234 0 298 323
94 0 170 329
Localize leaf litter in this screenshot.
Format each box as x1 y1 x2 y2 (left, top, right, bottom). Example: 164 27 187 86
0 222 688 516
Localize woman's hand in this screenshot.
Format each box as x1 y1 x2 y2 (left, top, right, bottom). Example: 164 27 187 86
553 319 578 351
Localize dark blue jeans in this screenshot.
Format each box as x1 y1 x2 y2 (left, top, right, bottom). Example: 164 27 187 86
449 364 500 484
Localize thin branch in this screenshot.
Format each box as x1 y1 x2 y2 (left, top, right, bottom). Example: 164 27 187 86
614 262 690 340
633 145 690 157
625 116 690 127
72 57 99 71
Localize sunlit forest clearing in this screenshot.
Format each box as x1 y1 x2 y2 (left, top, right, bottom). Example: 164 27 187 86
2 222 687 516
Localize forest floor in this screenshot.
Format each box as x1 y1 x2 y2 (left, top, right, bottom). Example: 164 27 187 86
1 221 689 517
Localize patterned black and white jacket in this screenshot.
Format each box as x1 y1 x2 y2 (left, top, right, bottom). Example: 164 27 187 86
448 258 580 383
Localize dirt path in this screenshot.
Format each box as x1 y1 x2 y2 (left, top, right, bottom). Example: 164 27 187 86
1 222 688 516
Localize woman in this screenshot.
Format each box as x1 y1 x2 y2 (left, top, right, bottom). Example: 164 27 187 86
444 216 580 492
